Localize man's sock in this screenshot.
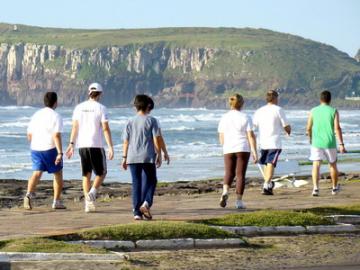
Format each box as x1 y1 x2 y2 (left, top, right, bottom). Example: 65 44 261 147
88 187 98 201
26 192 35 199
222 184 229 195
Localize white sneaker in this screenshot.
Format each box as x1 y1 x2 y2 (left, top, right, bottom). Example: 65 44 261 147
52 200 66 210
332 185 340 195
85 194 96 213
235 200 246 209
312 189 319 197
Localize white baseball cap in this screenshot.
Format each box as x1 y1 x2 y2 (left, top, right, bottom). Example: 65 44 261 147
88 82 103 94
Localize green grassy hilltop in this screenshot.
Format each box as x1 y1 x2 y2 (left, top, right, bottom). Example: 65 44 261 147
0 23 359 107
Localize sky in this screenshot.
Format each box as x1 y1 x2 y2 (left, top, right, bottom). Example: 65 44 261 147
0 0 359 56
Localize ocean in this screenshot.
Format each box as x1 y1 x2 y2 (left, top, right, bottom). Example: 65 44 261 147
0 106 359 182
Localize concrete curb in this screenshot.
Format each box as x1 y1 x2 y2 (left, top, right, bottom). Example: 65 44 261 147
327 215 360 225
216 224 360 236
70 240 135 249
0 252 125 262
69 238 246 250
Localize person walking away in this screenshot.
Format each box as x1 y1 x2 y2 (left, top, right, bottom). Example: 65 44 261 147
253 90 291 195
24 92 65 210
66 82 114 212
306 90 346 196
218 94 258 209
122 95 162 220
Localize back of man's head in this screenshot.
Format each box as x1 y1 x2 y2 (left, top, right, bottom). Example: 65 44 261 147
134 94 149 112
44 92 58 108
266 90 279 104
320 90 331 104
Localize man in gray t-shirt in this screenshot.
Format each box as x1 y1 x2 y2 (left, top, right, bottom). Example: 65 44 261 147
123 115 160 164
122 94 162 220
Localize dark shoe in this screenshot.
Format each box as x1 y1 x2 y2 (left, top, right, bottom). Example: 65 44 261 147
261 188 273 195
140 205 152 220
219 193 228 208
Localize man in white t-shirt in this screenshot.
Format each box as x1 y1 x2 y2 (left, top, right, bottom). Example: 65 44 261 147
66 82 114 213
253 90 291 195
24 92 65 210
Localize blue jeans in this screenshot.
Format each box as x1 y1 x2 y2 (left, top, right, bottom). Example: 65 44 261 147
128 163 157 216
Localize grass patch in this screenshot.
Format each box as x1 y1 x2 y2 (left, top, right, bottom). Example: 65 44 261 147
199 210 334 227
0 237 106 253
52 221 234 242
302 204 360 216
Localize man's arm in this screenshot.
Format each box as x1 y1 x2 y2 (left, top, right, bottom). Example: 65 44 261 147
122 139 129 170
158 134 170 164
65 120 79 159
53 132 63 165
284 125 291 136
334 110 346 153
219 133 224 145
306 112 313 144
247 130 258 163
153 135 162 168
102 121 114 160
27 133 32 142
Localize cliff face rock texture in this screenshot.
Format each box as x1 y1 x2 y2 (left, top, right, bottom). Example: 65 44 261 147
0 43 219 106
356 49 360 62
0 26 360 107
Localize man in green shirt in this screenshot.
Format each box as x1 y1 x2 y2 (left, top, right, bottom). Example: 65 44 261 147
306 90 346 196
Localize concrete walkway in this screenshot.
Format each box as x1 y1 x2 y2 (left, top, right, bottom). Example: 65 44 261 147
0 181 359 240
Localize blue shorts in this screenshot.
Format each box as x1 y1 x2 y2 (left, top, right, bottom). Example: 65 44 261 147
31 148 63 173
259 149 282 167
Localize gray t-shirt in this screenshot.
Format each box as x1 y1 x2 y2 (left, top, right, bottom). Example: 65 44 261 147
123 115 161 164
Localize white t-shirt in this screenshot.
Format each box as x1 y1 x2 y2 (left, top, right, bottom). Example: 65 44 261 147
72 100 109 148
218 110 253 154
253 104 289 149
27 107 63 151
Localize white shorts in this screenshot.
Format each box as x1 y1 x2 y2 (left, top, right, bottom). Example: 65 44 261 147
309 147 337 163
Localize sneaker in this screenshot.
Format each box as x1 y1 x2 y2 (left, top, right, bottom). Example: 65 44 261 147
134 215 143 221
235 200 246 209
140 204 152 220
261 188 273 195
332 185 340 195
85 197 96 213
52 201 66 210
312 189 319 197
262 181 274 195
23 195 32 210
219 193 228 208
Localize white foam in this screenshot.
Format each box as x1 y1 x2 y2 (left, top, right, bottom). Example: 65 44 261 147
163 126 195 131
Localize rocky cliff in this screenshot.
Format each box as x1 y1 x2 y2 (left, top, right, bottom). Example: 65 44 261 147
0 25 360 107
356 49 360 62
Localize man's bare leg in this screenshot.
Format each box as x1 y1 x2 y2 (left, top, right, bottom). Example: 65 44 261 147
82 172 92 196
312 161 321 190
329 162 339 193
53 170 63 201
24 171 42 210
264 163 274 184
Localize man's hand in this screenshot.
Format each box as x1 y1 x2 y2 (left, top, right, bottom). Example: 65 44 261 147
55 153 62 165
108 147 114 160
156 153 162 168
339 144 346 154
121 158 127 170
252 151 258 164
164 152 170 165
65 144 74 159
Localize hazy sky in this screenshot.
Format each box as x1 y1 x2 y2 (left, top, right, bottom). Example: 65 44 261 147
1 0 359 56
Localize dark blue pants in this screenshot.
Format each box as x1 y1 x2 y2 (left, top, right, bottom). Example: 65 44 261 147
129 163 157 216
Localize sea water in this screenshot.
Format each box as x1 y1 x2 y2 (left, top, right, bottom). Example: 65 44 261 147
0 106 359 182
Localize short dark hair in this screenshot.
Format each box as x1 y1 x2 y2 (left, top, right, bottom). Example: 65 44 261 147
44 92 58 108
147 96 154 111
320 90 331 104
89 91 101 99
134 94 149 112
266 90 279 103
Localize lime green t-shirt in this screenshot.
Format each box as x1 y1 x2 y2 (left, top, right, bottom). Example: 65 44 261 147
311 104 336 149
